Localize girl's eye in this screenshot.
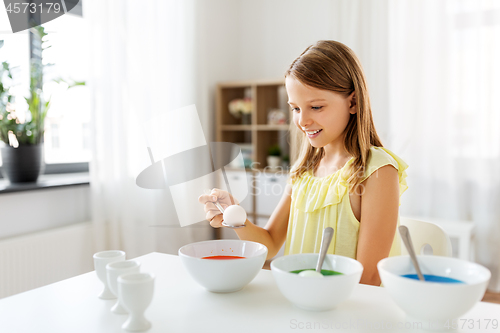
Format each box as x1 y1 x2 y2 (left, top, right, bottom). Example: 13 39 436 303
312 106 323 110
292 107 300 112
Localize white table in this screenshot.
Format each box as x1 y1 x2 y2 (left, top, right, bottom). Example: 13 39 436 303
0 252 498 333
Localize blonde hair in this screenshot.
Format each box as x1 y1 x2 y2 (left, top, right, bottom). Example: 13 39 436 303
286 40 383 189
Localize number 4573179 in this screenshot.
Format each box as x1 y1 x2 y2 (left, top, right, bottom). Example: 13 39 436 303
6 2 62 14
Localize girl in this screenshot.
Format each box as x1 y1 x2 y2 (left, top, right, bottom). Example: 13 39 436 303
199 40 408 286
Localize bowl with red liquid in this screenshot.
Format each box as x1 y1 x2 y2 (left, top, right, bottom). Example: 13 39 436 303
178 239 268 292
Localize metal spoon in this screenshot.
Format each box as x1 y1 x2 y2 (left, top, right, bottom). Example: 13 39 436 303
316 227 334 273
399 225 425 281
213 201 226 214
205 189 246 229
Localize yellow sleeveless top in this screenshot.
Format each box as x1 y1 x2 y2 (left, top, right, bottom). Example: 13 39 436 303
284 147 409 259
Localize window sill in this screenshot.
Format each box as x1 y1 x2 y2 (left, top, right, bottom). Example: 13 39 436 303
0 172 90 194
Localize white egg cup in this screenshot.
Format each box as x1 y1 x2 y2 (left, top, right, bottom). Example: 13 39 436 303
118 272 155 332
93 250 126 299
106 260 141 314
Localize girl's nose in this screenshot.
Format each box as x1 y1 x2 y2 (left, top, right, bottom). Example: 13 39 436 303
298 111 313 128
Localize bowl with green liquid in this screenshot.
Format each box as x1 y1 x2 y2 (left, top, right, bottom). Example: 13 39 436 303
270 253 363 311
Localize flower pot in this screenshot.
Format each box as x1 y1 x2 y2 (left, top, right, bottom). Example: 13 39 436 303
267 156 281 169
0 143 45 183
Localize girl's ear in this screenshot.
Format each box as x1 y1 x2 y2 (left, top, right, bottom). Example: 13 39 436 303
349 92 357 114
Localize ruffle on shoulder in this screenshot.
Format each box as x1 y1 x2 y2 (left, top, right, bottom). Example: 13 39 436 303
291 169 349 213
363 147 409 199
291 147 409 212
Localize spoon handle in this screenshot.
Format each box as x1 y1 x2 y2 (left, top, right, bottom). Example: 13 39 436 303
316 227 334 273
213 201 225 214
399 225 425 281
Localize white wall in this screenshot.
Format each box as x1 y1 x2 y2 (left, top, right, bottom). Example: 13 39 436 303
0 222 94 298
0 186 90 240
197 0 334 81
0 186 92 297
196 0 390 143
238 0 334 80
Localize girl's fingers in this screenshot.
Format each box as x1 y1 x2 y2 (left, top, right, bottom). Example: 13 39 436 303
209 188 225 199
211 216 223 228
205 210 217 221
209 189 230 205
205 203 229 213
200 189 239 222
201 189 228 228
210 189 239 205
206 212 223 228
198 194 207 204
202 200 232 215
198 194 218 204
204 202 219 213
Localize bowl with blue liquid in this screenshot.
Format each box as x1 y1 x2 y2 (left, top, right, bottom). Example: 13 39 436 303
378 255 490 330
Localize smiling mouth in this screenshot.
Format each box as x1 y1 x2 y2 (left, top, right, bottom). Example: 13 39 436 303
305 129 322 137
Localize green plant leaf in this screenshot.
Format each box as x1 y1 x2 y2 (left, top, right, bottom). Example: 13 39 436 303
0 28 81 145
268 144 282 156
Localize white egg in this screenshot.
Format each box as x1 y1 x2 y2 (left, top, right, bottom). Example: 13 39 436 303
223 205 247 226
298 270 324 278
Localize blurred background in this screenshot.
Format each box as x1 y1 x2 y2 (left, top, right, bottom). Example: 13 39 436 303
0 0 499 299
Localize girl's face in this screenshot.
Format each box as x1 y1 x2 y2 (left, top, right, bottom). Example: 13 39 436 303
286 76 356 149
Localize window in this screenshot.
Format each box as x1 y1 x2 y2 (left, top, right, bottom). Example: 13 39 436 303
0 2 89 173
41 10 90 165
82 122 90 150
0 10 30 148
50 123 59 148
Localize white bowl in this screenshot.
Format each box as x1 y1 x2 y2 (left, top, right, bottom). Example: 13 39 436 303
378 255 490 330
178 239 267 293
271 253 363 311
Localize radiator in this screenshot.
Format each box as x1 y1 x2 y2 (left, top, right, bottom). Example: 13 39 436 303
0 222 94 299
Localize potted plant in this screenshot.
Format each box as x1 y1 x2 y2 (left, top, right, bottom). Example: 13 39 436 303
1 26 52 183
267 144 281 169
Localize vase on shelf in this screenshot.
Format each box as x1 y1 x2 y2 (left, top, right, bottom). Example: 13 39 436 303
241 114 251 125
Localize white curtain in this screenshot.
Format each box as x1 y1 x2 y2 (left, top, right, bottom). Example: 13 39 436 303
84 0 213 258
328 0 500 291
387 0 500 291
328 0 391 141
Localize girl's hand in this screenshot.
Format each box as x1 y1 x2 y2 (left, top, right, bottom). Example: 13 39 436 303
198 189 239 228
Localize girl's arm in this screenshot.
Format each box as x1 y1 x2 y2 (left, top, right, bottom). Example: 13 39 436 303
356 165 400 286
200 185 291 260
234 185 291 259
